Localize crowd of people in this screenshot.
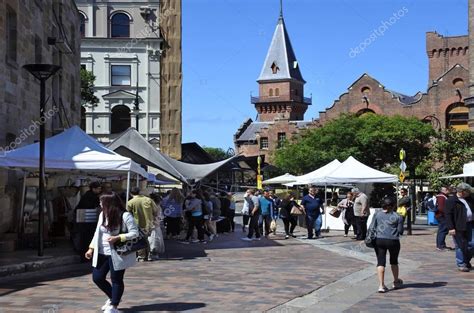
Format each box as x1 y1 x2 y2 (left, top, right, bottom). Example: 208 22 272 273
79 179 473 311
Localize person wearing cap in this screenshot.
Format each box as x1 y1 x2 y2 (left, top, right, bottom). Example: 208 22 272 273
368 197 404 293
352 187 370 240
445 182 474 272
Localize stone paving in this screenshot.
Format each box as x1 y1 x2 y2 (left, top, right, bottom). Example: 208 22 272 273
0 218 473 312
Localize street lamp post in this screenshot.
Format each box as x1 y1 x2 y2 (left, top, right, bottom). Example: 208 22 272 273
23 64 61 257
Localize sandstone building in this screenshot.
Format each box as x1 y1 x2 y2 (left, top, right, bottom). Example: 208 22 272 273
235 12 472 162
0 0 82 234
77 0 182 158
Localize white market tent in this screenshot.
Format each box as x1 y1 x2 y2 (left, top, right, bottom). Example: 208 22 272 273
263 173 297 185
316 156 398 231
321 156 398 184
440 161 474 178
0 126 148 178
287 159 342 186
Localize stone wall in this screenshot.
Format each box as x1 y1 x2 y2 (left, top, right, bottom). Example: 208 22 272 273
0 0 81 233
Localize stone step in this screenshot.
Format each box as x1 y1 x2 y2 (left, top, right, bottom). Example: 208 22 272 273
0 254 81 278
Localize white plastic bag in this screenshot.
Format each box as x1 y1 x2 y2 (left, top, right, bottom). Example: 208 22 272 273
148 225 165 254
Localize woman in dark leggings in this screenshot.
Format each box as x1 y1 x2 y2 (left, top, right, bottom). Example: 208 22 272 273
279 193 299 239
369 197 404 293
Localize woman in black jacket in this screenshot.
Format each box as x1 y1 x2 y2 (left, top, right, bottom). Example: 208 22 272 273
279 193 300 239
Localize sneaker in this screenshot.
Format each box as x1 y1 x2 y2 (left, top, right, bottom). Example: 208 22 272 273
285 235 290 239
101 299 111 311
199 240 207 244
458 266 470 272
191 239 200 243
290 233 297 238
378 286 389 293
344 234 348 237
209 234 215 242
104 307 119 313
241 237 253 241
253 237 261 241
178 240 190 244
392 279 403 289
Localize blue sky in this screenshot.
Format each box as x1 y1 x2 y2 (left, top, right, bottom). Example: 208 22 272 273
182 0 467 149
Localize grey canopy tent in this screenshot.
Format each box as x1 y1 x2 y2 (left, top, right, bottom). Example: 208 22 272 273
107 128 238 186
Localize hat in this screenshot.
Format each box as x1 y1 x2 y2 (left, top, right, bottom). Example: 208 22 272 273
456 182 472 193
351 188 360 193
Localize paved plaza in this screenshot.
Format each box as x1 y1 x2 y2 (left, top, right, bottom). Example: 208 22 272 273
0 218 473 313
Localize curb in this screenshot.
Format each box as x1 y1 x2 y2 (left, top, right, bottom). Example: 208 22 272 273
0 254 81 278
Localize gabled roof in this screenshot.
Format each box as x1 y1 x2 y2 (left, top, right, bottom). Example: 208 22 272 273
433 63 468 83
235 122 272 142
257 16 305 83
102 90 139 100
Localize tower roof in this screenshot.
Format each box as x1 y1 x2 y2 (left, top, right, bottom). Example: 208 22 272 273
257 15 305 83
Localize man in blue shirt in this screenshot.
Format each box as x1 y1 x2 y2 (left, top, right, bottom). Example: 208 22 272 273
259 189 274 237
301 186 324 239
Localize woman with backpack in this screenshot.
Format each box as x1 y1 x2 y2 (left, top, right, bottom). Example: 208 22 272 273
84 192 139 313
368 197 404 293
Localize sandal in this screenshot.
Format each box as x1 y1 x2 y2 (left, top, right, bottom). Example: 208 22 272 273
378 286 389 293
392 279 403 289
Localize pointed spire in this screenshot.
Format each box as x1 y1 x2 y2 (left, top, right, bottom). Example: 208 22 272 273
257 4 305 83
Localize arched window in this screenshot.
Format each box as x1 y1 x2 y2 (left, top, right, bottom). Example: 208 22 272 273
111 13 130 38
269 88 273 97
79 12 86 38
275 88 280 96
111 105 131 134
446 102 469 130
356 108 375 116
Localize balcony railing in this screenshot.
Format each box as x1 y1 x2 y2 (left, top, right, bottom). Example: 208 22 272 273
251 95 312 105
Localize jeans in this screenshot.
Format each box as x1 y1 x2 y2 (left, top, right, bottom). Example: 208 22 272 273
92 254 125 306
247 214 261 239
305 214 322 238
356 216 368 240
282 216 297 235
185 216 204 240
259 214 272 236
165 216 181 236
436 216 449 248
453 221 474 267
227 210 235 232
242 215 250 227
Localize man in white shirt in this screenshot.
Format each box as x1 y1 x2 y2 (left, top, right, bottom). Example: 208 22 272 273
446 183 474 272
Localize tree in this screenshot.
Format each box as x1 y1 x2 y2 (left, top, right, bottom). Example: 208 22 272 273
273 113 435 175
203 147 234 161
417 129 474 190
80 68 99 106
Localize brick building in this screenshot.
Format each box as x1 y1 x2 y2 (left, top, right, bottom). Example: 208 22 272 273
235 12 472 162
0 0 82 234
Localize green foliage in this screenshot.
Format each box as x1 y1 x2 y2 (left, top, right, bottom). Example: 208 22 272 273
203 147 233 161
418 129 474 190
80 68 99 106
273 113 435 175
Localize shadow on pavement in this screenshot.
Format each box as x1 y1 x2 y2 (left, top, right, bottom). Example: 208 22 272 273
122 302 206 312
399 281 448 289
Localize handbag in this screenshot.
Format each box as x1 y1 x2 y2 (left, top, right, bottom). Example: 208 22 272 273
270 219 277 233
365 212 378 248
114 212 148 256
329 207 341 218
396 205 407 218
290 205 303 215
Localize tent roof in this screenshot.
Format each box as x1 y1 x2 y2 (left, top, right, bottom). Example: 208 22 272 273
0 126 147 177
107 128 238 184
288 160 342 186
322 156 398 183
440 161 474 178
263 173 297 184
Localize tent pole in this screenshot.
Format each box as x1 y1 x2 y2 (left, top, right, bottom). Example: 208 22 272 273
126 171 131 208
324 183 327 231
136 173 139 188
